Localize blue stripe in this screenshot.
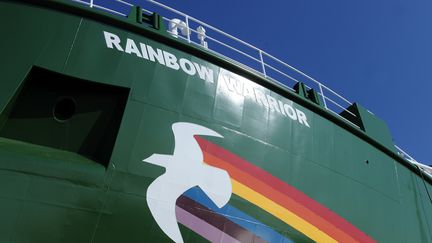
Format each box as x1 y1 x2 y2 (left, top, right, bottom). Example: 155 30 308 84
183 187 294 243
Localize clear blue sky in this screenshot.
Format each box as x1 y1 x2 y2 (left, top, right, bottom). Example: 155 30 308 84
103 0 432 165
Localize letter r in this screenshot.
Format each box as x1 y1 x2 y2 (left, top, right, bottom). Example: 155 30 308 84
103 31 124 52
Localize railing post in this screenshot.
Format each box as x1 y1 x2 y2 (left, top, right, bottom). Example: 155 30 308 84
185 15 191 43
318 83 328 109
259 50 267 77
90 0 94 8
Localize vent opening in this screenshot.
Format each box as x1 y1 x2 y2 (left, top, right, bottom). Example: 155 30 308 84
53 96 77 122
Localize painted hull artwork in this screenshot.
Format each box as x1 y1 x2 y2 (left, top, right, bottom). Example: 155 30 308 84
144 122 375 243
1 1 431 243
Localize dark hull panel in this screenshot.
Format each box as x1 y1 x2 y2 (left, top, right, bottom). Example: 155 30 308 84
0 1 431 242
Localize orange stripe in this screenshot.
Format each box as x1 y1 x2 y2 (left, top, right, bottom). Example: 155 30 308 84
204 152 358 243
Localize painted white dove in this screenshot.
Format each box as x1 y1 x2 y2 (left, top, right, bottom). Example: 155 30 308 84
143 122 232 243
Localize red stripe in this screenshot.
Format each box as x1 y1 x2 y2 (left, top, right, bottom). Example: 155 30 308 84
196 136 376 243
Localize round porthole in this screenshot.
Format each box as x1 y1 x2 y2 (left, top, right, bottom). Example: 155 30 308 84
53 97 76 122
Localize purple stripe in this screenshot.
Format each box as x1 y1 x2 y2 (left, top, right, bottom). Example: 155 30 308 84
177 196 266 243
176 206 241 243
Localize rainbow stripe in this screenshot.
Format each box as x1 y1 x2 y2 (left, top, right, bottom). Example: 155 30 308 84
195 136 376 243
176 204 241 243
177 195 266 242
180 188 294 243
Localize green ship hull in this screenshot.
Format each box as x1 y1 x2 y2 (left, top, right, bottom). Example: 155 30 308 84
0 1 431 242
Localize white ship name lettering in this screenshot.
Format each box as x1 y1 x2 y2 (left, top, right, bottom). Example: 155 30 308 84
103 31 214 83
219 69 310 128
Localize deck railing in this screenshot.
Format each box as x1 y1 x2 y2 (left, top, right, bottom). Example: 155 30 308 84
144 0 360 125
72 0 358 127
70 0 428 168
395 145 432 177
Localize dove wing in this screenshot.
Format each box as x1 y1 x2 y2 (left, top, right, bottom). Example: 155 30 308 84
171 122 222 162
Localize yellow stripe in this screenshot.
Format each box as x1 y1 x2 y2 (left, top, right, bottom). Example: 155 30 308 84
231 179 338 243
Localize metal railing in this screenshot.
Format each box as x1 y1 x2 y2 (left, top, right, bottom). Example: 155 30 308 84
145 1 361 122
70 0 427 167
395 145 432 177
72 0 359 126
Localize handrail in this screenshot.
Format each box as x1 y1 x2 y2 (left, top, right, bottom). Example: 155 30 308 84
395 145 431 178
69 0 426 166
142 1 359 116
